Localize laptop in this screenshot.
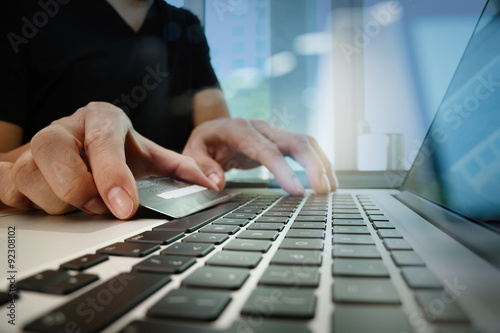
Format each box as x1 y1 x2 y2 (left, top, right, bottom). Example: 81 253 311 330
1 1 500 332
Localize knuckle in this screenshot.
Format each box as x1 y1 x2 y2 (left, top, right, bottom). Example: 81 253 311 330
31 127 65 155
231 117 250 128
251 119 271 130
293 133 311 149
85 102 128 121
11 153 34 186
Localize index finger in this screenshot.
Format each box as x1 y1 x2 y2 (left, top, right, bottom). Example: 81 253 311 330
82 104 139 219
225 118 305 195
250 120 335 194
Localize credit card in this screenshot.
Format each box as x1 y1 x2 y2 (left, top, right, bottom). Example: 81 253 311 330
136 177 237 218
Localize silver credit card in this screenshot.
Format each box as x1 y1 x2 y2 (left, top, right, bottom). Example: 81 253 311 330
136 177 237 218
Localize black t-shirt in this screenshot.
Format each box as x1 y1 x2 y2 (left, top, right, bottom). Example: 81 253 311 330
1 0 219 152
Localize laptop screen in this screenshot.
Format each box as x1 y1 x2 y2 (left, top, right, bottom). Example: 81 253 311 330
403 0 500 224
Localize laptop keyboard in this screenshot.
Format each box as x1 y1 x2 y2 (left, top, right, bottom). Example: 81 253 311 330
13 191 474 333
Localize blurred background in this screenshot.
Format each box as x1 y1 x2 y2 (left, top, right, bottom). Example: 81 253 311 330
168 0 485 177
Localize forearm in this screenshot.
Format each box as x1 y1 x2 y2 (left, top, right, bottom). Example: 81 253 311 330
192 88 231 127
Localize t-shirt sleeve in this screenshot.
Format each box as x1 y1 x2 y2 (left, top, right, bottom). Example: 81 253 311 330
0 2 30 128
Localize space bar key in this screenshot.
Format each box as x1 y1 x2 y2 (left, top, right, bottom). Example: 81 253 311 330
24 272 171 333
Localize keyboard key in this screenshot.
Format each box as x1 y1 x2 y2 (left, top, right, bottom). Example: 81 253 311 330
233 208 262 214
230 320 310 333
17 270 70 291
333 278 400 304
332 259 389 277
333 209 360 214
120 320 231 333
259 266 320 288
40 273 99 295
60 254 109 271
224 239 272 253
206 251 262 268
333 214 363 219
377 229 403 238
291 222 325 229
384 238 412 250
333 306 412 333
182 266 249 290
125 230 184 245
247 223 285 231
154 203 239 232
133 255 196 274
369 215 390 222
147 289 231 321
333 234 375 245
212 218 249 227
256 216 289 223
333 205 357 209
401 267 443 289
280 238 324 250
199 224 240 235
0 292 13 306
97 242 159 257
263 211 292 218
373 221 396 229
332 245 381 258
365 209 383 215
161 242 214 257
299 206 325 211
242 287 316 318
294 216 327 222
391 251 425 266
182 233 228 244
24 272 171 333
333 226 370 234
286 229 325 239
237 230 279 241
415 290 470 323
332 219 366 226
271 250 322 266
225 213 256 219
298 210 326 216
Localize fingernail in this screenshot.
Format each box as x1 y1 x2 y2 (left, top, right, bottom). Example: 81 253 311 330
108 187 133 219
208 173 221 189
83 197 108 215
322 173 332 193
293 176 305 195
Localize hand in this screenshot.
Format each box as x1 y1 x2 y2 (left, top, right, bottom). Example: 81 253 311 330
182 118 338 195
0 102 216 219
